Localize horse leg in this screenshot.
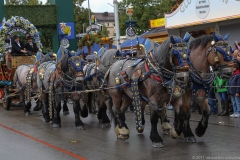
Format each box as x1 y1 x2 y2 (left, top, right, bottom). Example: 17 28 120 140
112 93 130 139
20 91 30 115
33 98 42 111
42 93 50 122
159 104 172 135
53 94 61 128
195 99 210 137
63 100 69 115
99 97 111 128
181 93 196 143
150 109 164 148
170 98 183 139
74 100 85 130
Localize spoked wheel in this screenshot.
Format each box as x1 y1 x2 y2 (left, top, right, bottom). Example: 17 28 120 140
2 88 12 110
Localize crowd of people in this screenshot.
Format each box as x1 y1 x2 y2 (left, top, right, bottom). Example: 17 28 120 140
167 41 240 118
4 33 38 55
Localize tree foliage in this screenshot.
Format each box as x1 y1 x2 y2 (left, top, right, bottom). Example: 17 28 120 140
118 0 183 35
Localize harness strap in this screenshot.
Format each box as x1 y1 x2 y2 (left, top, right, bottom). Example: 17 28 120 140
144 62 162 82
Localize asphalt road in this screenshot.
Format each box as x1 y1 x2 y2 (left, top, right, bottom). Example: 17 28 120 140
0 102 240 160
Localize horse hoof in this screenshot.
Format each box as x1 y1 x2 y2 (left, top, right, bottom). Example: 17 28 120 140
163 129 170 135
33 107 41 111
117 134 129 139
42 118 50 123
63 111 69 115
25 112 31 116
152 142 164 148
185 136 197 143
170 128 178 139
53 124 61 128
102 123 111 128
76 126 85 130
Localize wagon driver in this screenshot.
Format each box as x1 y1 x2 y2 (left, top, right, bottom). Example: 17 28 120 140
25 36 38 55
11 35 27 55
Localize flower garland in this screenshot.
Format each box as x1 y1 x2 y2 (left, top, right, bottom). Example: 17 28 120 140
0 16 43 54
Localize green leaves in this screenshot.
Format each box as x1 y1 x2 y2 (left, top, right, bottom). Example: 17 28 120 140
4 5 57 28
118 0 183 35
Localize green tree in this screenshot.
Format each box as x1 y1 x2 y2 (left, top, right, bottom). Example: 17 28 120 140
118 0 183 35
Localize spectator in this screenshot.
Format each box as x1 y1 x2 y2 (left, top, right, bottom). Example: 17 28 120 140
208 89 218 115
228 49 240 118
214 74 229 116
234 41 240 50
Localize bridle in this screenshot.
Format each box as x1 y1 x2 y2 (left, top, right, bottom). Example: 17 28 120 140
206 39 233 78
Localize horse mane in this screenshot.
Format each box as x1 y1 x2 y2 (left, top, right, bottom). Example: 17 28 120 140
189 35 213 50
40 54 50 63
99 49 117 73
153 37 173 69
61 52 69 73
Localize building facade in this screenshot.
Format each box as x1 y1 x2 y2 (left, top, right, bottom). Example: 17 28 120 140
94 12 115 37
165 0 240 46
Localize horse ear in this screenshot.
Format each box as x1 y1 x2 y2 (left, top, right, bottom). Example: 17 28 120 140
224 33 230 41
170 36 176 44
183 32 192 43
115 50 121 57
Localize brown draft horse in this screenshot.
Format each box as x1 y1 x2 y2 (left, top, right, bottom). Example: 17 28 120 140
170 33 234 142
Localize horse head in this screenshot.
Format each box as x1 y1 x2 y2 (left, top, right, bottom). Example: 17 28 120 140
57 47 86 83
169 32 192 70
189 33 234 78
208 33 233 78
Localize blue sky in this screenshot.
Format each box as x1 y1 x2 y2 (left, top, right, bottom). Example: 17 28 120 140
40 0 122 12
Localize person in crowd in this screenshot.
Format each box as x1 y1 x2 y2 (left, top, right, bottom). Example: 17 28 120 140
4 34 12 49
11 35 27 55
24 36 38 55
228 49 240 118
235 41 240 50
214 73 229 116
208 89 218 115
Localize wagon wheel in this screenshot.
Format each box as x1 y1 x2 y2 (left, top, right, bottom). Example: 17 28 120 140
2 88 12 110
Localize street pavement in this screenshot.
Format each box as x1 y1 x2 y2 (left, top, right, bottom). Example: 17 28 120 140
0 102 240 160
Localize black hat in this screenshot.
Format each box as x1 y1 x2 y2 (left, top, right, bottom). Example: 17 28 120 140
27 36 33 40
13 35 19 40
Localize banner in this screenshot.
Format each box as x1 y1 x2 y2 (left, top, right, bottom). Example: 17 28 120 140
58 22 75 39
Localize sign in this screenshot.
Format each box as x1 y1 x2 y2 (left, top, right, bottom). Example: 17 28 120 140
86 24 103 33
165 0 240 29
149 18 166 28
58 22 75 39
76 33 86 38
7 27 27 35
60 38 70 48
126 27 137 40
126 4 133 17
196 0 210 19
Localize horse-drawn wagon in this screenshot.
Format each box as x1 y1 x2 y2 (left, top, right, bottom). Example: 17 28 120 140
0 16 42 110
0 50 36 110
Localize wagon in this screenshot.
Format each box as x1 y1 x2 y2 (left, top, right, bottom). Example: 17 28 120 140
0 50 36 110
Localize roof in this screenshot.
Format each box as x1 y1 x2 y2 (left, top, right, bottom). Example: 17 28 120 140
141 27 168 38
80 43 116 55
94 12 115 22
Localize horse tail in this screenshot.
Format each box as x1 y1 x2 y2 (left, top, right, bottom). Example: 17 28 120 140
106 97 116 126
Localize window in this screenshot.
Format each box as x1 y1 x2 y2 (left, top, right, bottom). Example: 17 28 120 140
107 23 109 27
